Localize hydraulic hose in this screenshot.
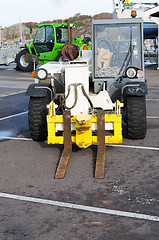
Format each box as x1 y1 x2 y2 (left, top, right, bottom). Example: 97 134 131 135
52 76 65 90
63 85 78 110
61 83 93 110
81 85 93 108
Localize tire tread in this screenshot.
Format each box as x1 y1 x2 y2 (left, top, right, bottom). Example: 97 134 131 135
126 96 147 139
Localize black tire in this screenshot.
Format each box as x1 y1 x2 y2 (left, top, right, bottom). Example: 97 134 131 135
28 93 51 141
126 95 147 139
15 49 34 72
56 51 65 62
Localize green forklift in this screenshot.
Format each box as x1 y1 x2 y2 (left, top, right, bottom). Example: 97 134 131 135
15 20 91 72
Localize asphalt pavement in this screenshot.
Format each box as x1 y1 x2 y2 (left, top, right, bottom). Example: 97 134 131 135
0 63 159 240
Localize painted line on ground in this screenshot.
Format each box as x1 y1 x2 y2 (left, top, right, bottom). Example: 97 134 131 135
0 111 28 121
148 87 159 89
0 91 26 98
0 192 158 222
1 136 159 151
146 99 159 101
147 116 159 119
0 112 158 122
0 76 33 80
108 144 159 151
0 136 32 141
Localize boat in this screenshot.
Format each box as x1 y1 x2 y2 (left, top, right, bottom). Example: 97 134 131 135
113 0 159 38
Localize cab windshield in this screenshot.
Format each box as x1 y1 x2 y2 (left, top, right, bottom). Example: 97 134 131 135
93 22 143 80
33 25 54 53
56 27 70 43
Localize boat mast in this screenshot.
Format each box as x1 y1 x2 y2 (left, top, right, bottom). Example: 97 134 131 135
0 26 1 47
19 17 23 45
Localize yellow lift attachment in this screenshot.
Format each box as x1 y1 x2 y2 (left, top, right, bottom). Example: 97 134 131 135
47 101 122 179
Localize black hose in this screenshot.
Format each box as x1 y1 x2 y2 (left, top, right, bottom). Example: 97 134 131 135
58 83 93 111
63 86 78 110
81 85 93 108
52 86 56 101
52 76 65 90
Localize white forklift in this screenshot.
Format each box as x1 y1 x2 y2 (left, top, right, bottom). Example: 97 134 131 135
26 18 147 179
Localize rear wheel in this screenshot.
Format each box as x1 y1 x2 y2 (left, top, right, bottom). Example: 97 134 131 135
28 93 51 141
126 95 147 139
56 51 69 62
15 49 34 72
56 51 65 62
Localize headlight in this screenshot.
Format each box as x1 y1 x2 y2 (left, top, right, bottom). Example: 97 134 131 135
125 67 137 79
35 68 48 80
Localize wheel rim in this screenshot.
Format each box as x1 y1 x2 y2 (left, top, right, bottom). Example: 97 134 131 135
20 54 29 67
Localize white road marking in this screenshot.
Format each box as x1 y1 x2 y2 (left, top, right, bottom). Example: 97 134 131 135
0 76 33 80
0 136 32 141
147 116 159 119
0 112 158 150
0 91 26 98
1 136 159 151
0 111 158 122
0 192 158 222
148 87 159 89
146 99 159 101
0 111 28 121
108 144 159 151
0 90 26 97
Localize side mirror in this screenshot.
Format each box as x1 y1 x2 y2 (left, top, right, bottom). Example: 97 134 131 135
30 27 33 34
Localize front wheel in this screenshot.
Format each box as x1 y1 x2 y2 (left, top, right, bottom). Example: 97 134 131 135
28 93 51 141
15 49 34 72
126 95 147 139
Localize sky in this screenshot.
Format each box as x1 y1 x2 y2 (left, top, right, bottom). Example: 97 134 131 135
0 0 114 28
1 0 159 28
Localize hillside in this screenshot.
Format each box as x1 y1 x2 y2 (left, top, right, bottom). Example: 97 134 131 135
1 13 112 43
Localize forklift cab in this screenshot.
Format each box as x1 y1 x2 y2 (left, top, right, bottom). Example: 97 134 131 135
33 25 55 54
